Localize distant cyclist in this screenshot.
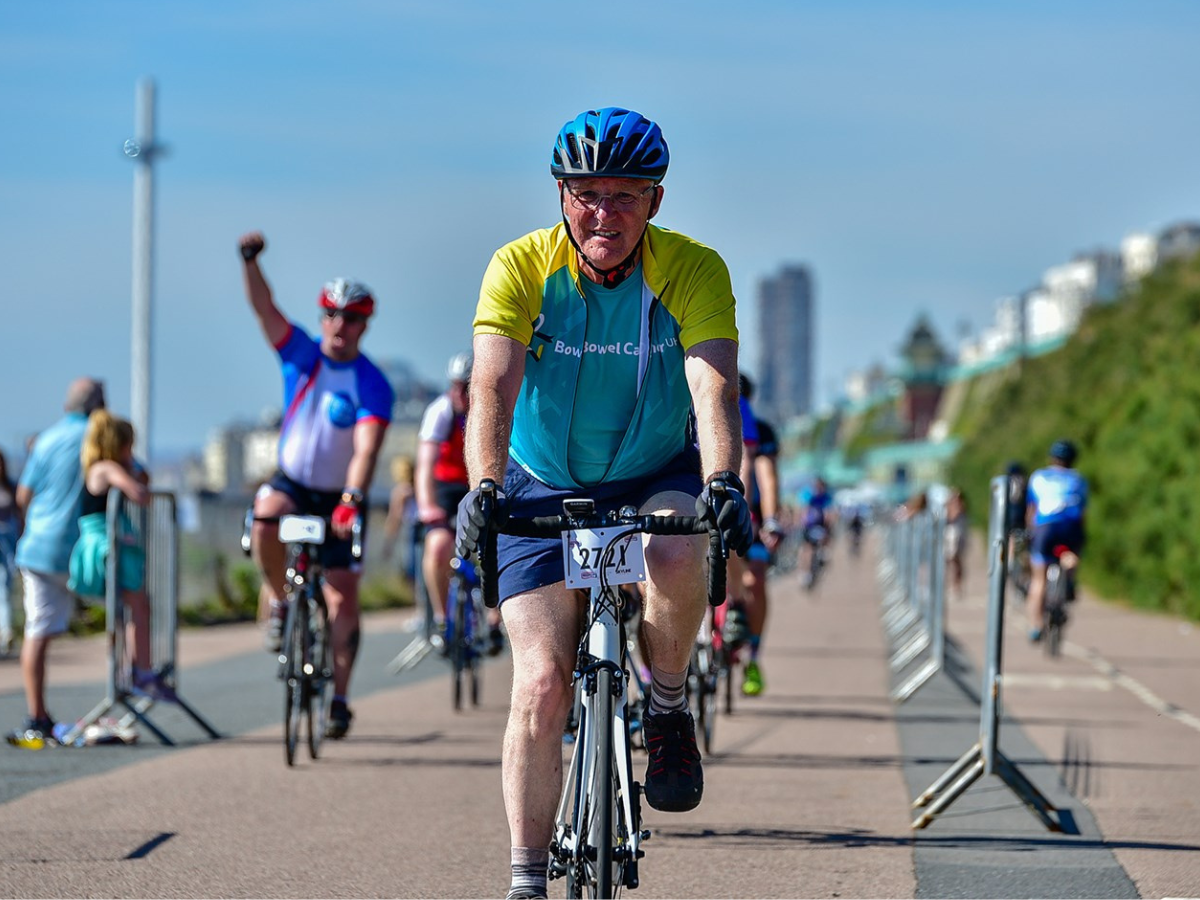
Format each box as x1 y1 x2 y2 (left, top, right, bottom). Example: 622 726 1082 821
736 373 783 696
238 231 395 740
1024 440 1087 643
416 351 503 655
454 107 751 900
799 476 834 584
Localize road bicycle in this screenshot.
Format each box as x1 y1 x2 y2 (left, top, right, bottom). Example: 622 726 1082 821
242 510 361 766
478 485 726 899
445 555 487 710
801 524 828 590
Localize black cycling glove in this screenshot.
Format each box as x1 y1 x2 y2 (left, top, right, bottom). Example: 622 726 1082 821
455 481 509 560
696 471 754 558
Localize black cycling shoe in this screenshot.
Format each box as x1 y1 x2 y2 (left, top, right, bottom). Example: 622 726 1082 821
643 709 704 812
325 700 353 740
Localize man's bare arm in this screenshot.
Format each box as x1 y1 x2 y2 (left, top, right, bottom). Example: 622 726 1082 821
684 338 742 481
414 440 443 523
345 418 388 501
755 454 780 522
238 231 290 347
465 333 526 486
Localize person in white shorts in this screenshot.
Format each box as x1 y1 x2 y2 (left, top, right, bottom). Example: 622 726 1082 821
7 377 106 747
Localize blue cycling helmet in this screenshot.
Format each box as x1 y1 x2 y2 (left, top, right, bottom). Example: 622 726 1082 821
1049 439 1078 465
550 107 669 182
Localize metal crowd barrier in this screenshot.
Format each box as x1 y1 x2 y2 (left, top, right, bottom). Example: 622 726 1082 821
386 533 437 674
878 509 946 703
909 475 1060 831
60 489 221 746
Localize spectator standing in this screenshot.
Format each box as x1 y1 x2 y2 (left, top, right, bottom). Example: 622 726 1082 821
66 411 171 699
6 377 105 747
382 455 418 590
0 449 21 655
943 487 968 601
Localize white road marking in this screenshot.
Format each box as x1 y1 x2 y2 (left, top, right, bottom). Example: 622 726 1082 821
1062 642 1200 734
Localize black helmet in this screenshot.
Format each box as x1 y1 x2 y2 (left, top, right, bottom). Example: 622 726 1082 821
1049 439 1078 465
1006 460 1026 476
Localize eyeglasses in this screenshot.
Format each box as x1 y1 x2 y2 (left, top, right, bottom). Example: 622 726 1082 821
323 309 368 325
564 183 656 211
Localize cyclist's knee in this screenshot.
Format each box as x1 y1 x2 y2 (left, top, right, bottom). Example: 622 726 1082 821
644 531 705 578
322 570 360 610
511 660 573 726
424 525 454 560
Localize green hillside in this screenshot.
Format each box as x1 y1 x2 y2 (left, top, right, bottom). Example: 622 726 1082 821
948 252 1200 621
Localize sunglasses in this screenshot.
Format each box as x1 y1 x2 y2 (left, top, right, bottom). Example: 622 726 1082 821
323 309 368 326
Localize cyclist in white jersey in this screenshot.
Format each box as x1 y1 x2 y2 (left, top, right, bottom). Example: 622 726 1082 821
239 231 394 740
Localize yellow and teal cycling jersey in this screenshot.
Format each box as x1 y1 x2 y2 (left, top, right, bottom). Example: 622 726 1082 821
476 222 738 489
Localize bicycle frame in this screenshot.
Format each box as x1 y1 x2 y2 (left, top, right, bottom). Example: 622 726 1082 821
553 577 643 896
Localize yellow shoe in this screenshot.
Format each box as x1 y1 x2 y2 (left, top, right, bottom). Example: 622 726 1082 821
741 661 764 697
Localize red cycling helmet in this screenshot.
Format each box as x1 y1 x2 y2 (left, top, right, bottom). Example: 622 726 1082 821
318 279 375 317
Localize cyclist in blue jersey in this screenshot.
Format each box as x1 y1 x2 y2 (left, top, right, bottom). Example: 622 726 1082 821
799 476 834 584
239 231 395 740
454 107 753 900
1024 440 1087 643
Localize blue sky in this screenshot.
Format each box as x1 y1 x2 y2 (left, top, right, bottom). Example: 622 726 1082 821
3 1 1197 462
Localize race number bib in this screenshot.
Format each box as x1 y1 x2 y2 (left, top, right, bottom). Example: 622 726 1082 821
563 527 647 590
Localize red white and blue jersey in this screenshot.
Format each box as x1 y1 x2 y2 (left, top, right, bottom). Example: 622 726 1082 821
274 323 394 492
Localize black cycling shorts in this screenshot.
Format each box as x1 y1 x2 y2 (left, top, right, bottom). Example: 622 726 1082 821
1029 519 1084 566
264 470 368 571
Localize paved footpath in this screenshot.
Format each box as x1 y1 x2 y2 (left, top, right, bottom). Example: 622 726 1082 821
0 531 1198 899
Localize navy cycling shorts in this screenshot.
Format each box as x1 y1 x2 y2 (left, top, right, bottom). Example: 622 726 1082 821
1029 519 1084 566
497 448 703 604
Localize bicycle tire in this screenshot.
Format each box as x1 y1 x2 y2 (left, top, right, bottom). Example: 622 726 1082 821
564 694 589 899
283 598 305 767
1045 565 1066 658
723 647 735 716
692 643 717 756
470 591 484 707
592 668 616 899
307 591 332 759
451 580 468 711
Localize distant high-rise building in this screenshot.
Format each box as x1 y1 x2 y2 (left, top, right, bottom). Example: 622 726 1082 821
756 264 814 423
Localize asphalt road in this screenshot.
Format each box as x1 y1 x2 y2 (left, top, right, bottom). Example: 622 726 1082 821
1 533 1197 899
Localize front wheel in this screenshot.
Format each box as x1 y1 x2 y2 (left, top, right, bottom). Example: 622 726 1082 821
307 595 332 759
691 643 717 756
450 582 469 711
282 599 306 767
1044 565 1067 658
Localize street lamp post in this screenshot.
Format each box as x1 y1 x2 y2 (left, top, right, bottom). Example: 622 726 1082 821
124 78 165 464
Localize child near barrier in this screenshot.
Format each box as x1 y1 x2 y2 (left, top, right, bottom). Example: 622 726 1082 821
67 411 172 701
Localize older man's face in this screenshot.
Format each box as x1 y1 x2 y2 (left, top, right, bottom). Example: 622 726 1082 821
560 177 661 278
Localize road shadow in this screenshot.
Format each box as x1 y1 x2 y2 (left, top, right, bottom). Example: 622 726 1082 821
655 825 1200 855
